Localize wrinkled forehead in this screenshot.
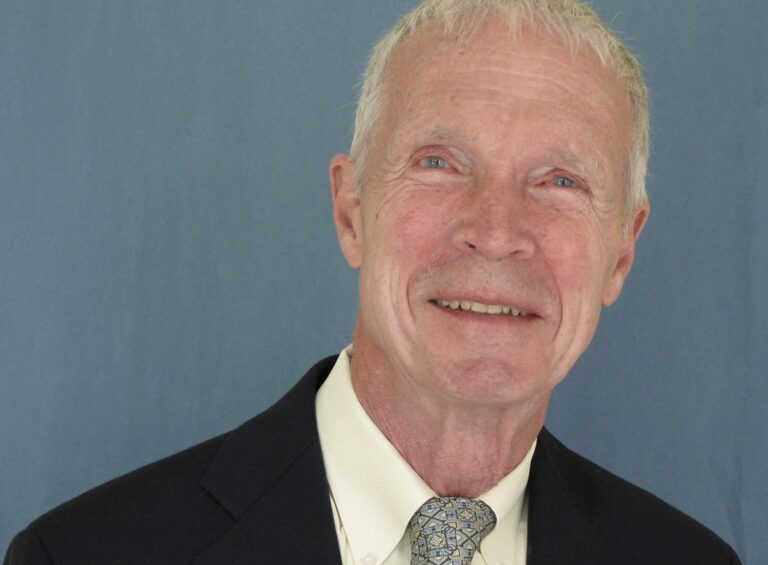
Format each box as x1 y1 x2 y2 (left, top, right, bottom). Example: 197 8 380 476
384 17 626 103
380 19 632 144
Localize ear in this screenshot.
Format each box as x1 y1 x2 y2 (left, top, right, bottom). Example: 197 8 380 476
602 202 649 306
330 154 363 268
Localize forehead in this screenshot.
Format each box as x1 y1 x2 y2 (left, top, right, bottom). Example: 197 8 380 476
379 20 632 172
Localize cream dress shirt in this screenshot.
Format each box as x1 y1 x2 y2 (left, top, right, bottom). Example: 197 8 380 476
316 349 535 565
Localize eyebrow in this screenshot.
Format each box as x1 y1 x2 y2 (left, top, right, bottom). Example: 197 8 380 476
407 127 465 146
430 127 460 140
542 148 597 176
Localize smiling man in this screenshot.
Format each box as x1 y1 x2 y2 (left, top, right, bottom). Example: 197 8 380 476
5 1 741 564
330 10 642 501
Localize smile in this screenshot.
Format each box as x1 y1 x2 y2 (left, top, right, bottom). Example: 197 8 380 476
433 299 533 317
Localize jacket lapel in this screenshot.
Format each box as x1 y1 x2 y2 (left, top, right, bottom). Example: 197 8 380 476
193 356 343 565
526 429 627 564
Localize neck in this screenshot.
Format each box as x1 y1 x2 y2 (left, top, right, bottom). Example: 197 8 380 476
349 336 549 499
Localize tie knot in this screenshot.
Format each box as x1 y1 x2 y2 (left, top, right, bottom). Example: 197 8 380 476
408 496 497 565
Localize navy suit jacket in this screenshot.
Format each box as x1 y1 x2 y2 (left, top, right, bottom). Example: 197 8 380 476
5 356 740 564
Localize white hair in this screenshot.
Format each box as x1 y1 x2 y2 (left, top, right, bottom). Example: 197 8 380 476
349 0 649 226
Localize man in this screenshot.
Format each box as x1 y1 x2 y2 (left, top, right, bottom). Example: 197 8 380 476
5 0 741 563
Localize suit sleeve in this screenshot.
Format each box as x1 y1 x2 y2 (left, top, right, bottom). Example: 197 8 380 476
3 528 53 565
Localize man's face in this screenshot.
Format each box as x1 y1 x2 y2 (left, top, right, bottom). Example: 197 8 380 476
332 22 648 407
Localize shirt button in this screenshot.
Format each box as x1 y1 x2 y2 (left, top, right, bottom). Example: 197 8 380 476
360 553 377 565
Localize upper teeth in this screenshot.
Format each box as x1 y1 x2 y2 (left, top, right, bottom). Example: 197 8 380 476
435 299 527 316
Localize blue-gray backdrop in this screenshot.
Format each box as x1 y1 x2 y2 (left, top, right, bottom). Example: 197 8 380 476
1 1 765 561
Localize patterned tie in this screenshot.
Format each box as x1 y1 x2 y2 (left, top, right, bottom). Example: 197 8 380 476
408 496 497 565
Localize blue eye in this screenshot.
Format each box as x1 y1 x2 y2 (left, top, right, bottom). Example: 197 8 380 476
552 176 576 188
421 156 449 169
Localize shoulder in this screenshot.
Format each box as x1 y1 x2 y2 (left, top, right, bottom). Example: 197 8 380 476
531 428 740 564
6 355 338 564
7 433 232 564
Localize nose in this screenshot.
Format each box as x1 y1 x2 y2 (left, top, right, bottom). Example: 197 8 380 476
452 180 536 261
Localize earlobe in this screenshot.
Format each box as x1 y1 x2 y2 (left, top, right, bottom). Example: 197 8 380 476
602 202 650 306
330 154 363 268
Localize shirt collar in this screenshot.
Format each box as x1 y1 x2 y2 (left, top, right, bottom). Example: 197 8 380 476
479 436 535 560
317 349 433 561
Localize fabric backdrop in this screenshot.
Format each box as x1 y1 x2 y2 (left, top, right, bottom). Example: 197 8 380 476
1 1 765 561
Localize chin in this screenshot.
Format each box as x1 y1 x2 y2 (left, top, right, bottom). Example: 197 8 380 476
438 357 549 404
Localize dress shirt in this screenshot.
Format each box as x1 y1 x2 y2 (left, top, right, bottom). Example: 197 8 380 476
316 348 536 565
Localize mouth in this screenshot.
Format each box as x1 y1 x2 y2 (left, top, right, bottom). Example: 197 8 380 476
431 299 536 318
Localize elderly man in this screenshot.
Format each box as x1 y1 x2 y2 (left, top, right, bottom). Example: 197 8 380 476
5 1 741 564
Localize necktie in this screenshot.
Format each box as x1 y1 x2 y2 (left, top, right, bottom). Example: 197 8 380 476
408 496 496 565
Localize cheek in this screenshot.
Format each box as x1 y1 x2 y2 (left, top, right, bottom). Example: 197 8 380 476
537 215 610 299
396 210 443 261
373 193 455 271
357 206 433 322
